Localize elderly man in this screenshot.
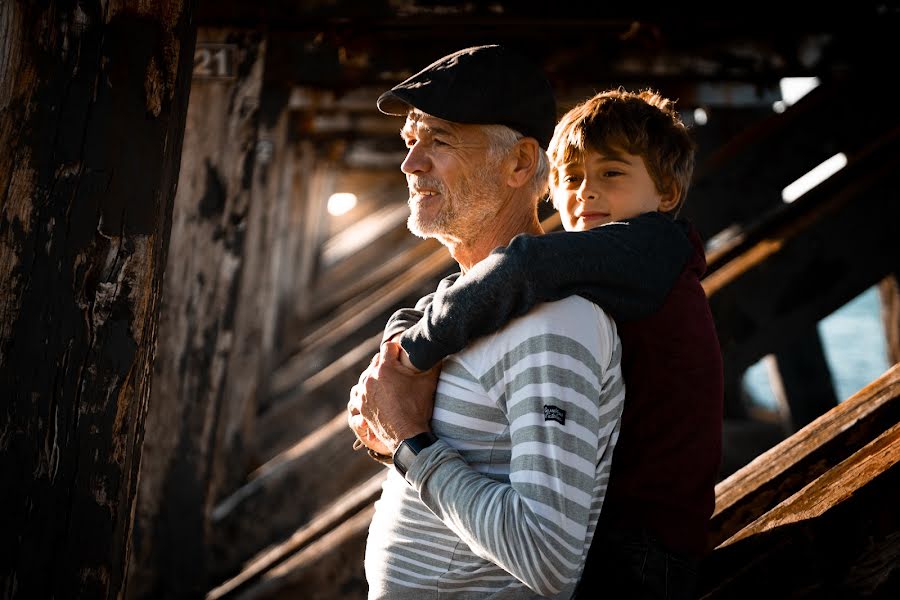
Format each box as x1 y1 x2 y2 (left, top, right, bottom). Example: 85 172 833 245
347 45 626 599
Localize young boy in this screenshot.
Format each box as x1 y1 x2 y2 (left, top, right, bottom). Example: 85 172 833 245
380 89 723 599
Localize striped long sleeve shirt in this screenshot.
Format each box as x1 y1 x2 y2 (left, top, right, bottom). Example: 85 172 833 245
365 295 625 598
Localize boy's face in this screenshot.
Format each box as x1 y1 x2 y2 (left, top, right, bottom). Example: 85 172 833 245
552 147 672 231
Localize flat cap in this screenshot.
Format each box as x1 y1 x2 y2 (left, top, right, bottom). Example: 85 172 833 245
377 44 556 149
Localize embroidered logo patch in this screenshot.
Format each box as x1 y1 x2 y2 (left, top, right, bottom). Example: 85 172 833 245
543 405 566 425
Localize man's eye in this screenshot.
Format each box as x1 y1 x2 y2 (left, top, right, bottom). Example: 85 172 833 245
404 138 416 148
433 138 449 146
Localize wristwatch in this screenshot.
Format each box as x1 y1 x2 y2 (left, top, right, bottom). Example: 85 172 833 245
392 431 439 481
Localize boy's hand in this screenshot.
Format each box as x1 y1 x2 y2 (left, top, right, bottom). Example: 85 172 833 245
397 345 420 372
385 335 421 372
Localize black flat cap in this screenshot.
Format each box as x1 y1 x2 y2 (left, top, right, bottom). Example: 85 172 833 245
377 44 556 149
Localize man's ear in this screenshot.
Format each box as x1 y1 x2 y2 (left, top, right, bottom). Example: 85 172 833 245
506 137 541 189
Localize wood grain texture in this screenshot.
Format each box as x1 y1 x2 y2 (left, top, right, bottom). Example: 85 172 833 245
710 363 900 548
0 1 196 598
127 27 266 600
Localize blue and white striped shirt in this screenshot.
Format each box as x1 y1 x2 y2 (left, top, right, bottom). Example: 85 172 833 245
366 296 625 599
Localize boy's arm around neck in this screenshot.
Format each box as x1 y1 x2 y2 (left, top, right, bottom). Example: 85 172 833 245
399 212 693 371
381 273 461 346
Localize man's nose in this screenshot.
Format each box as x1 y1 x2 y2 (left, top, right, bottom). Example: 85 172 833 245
401 143 430 175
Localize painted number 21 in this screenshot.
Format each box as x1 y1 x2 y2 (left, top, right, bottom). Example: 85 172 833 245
193 44 235 79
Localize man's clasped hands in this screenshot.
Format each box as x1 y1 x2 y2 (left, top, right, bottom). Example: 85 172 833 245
347 341 442 460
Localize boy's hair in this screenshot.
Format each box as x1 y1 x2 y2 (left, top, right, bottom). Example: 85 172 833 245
548 88 696 212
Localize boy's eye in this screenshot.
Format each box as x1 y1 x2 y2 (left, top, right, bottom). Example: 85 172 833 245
563 174 582 183
604 170 624 178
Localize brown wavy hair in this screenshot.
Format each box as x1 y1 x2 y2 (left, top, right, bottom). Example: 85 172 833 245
548 88 696 212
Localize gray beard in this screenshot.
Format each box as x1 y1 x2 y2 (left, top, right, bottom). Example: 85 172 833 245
406 160 503 243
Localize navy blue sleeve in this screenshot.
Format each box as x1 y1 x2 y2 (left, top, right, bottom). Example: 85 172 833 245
398 212 693 370
381 273 461 345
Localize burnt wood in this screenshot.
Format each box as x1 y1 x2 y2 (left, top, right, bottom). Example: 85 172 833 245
0 2 197 598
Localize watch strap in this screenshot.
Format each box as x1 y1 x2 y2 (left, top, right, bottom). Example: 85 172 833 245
393 431 439 481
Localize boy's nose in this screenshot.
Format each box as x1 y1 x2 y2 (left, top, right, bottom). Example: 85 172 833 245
401 144 430 175
577 181 597 202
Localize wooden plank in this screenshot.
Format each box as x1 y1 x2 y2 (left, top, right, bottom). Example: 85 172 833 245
305 236 442 324
208 473 385 599
699 421 900 599
258 333 382 458
208 412 383 582
709 363 900 548
231 505 374 600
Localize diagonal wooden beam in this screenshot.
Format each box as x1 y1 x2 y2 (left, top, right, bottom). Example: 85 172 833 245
207 472 385 599
706 127 900 379
698 420 900 598
710 362 900 548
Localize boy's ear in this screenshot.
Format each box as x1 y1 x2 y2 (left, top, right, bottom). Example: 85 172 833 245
658 182 680 212
506 138 541 189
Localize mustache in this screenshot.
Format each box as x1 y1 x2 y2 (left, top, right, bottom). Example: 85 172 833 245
408 176 445 195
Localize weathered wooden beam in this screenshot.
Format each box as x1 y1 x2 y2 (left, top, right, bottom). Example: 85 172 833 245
229 504 374 600
710 362 900 548
198 3 893 95
699 421 900 599
259 333 382 458
128 27 268 600
208 412 383 582
306 236 442 323
207 472 385 599
880 275 900 365
705 127 900 383
686 70 900 242
770 327 839 430
0 2 196 597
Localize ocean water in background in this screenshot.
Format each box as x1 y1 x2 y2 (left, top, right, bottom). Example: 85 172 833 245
743 286 892 410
